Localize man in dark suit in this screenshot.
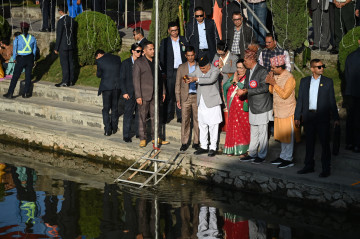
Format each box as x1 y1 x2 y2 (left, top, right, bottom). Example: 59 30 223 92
54 4 75 87
344 40 360 152
133 42 168 147
160 21 187 123
133 27 149 49
95 49 122 136
36 0 56 32
186 6 219 62
295 59 340 177
120 43 142 143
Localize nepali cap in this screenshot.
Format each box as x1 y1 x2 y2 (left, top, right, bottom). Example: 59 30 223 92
199 55 210 67
20 22 30 29
270 55 286 67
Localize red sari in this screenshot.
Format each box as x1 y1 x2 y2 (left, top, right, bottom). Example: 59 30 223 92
223 75 250 155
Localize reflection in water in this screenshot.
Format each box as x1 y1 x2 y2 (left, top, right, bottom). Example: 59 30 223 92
0 161 359 239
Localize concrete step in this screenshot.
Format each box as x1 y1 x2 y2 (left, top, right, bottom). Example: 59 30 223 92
11 7 44 20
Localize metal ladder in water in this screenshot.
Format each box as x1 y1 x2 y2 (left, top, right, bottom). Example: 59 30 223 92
114 149 179 188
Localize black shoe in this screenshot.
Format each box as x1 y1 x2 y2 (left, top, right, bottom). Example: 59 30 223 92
194 148 208 155
329 48 338 54
69 82 75 86
104 130 112 136
3 92 14 99
39 28 49 32
55 82 69 87
177 118 182 123
319 171 331 178
22 93 31 98
271 157 283 165
252 157 265 164
278 160 294 169
208 149 216 157
180 144 188 152
239 155 255 162
297 167 315 174
123 137 132 143
112 128 118 134
192 143 200 150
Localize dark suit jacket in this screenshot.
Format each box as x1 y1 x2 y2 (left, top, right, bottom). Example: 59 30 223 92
344 47 360 97
133 56 165 101
223 22 255 58
310 0 329 10
55 15 75 51
138 37 149 49
245 64 272 114
294 75 339 123
357 0 360 10
120 57 135 97
186 18 219 61
159 36 187 76
96 53 122 95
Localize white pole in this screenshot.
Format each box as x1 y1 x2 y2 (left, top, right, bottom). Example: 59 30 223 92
125 0 128 29
154 0 159 150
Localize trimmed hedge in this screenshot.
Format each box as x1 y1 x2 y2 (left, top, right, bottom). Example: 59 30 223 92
75 11 121 65
0 16 11 42
338 26 360 73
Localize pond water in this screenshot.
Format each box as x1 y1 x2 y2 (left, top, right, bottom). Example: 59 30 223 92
0 146 359 239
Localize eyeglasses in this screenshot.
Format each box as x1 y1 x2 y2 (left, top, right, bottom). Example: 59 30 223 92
232 18 242 21
313 64 326 69
135 50 142 53
195 14 204 18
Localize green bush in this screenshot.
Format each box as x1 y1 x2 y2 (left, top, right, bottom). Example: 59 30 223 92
0 16 11 42
338 26 360 73
267 0 307 51
75 11 121 65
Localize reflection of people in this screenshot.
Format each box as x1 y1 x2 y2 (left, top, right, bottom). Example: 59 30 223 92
295 59 339 177
136 199 155 238
197 206 219 238
223 213 249 239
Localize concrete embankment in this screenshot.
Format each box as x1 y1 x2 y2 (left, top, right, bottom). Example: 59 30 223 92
0 79 359 211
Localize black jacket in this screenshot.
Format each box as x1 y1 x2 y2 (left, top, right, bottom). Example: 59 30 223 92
96 53 122 95
55 15 75 51
119 57 135 97
138 37 149 49
295 75 339 123
159 36 187 76
344 47 360 97
186 18 219 61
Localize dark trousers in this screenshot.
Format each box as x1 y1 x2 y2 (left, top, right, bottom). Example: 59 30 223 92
40 0 56 30
123 95 139 138
346 96 360 147
59 50 74 84
304 118 331 173
102 89 120 132
334 2 355 49
138 98 159 140
8 54 34 95
93 0 105 13
164 69 181 122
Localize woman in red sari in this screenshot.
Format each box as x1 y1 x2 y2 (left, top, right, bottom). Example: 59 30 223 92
223 59 250 156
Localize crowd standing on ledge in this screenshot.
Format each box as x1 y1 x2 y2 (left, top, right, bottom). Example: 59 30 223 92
1 0 359 179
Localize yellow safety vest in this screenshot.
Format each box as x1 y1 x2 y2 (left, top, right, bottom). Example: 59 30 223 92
17 35 32 54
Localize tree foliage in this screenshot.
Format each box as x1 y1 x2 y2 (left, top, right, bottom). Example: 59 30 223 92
75 11 121 65
267 0 308 51
338 26 360 73
0 16 11 42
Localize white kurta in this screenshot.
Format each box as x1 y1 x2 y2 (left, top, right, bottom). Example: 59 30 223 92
198 95 223 125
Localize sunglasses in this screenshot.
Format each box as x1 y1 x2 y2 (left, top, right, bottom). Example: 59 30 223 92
314 64 326 69
135 50 142 53
232 18 242 21
195 14 204 18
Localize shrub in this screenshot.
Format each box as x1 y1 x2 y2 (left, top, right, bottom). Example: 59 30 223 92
267 0 307 51
75 11 121 65
0 16 11 42
338 26 360 73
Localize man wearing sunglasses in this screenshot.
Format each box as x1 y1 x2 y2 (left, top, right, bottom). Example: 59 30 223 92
133 27 149 49
295 59 339 177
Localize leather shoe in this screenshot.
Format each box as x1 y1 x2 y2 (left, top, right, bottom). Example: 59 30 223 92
139 140 147 147
123 137 132 143
177 118 182 123
194 148 208 155
55 82 69 87
152 138 170 145
180 144 188 152
3 92 14 99
319 171 331 178
297 167 315 174
22 93 31 98
192 143 200 150
208 149 216 157
39 28 49 32
104 130 112 136
112 128 118 134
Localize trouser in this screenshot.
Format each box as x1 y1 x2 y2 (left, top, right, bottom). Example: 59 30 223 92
199 121 219 151
123 95 139 138
279 120 294 161
197 206 219 239
40 0 56 30
7 54 34 95
248 123 268 159
164 69 181 121
102 89 120 132
346 96 360 147
304 120 331 173
312 7 330 48
181 93 199 145
59 50 74 84
334 2 355 49
247 1 268 46
138 97 158 140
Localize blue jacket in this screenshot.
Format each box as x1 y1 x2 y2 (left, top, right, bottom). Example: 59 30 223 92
12 34 37 60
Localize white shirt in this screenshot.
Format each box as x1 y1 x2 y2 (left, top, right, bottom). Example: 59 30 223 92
197 21 208 49
171 37 182 69
309 75 321 110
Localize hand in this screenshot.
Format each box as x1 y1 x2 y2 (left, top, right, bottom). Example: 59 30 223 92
54 50 58 54
295 120 301 128
36 1 40 5
265 73 276 86
123 94 130 100
233 71 239 83
218 59 224 68
334 120 340 128
162 94 166 102
187 76 197 83
356 9 359 17
237 88 247 96
177 101 181 109
136 98 143 105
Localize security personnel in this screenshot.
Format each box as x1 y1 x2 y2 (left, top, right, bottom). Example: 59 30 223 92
3 22 37 99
